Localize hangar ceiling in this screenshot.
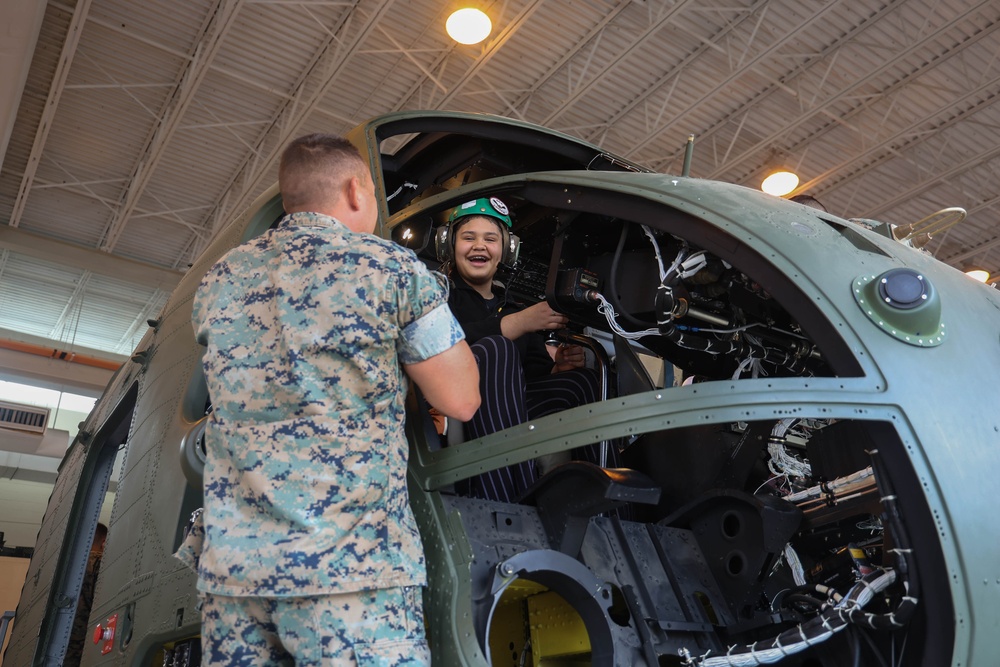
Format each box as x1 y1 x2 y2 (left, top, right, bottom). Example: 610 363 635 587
1 0 1000 365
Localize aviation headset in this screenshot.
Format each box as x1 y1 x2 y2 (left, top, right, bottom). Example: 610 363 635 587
435 197 521 266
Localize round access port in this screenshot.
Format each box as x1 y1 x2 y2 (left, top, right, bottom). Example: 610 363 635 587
721 510 743 540
725 550 746 577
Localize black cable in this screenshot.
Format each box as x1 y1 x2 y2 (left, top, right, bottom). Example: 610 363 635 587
687 570 897 666
848 626 862 667
495 258 525 312
608 224 649 327
894 631 908 667
857 626 890 667
773 583 841 609
781 593 826 610
866 446 920 626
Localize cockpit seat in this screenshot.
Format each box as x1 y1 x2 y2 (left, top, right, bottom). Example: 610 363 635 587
613 333 658 396
520 461 661 556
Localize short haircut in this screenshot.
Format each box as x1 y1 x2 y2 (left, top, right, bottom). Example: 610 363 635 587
278 134 368 210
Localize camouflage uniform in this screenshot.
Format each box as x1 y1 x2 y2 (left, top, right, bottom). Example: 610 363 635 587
65 550 102 664
201 587 429 665
192 211 463 663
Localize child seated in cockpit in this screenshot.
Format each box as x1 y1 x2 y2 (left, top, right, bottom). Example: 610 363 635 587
437 197 617 502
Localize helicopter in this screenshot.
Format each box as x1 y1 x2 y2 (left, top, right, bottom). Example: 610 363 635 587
5 110 998 666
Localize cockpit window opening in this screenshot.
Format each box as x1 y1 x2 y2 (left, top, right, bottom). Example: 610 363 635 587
394 178 863 398
371 119 644 218
32 382 138 662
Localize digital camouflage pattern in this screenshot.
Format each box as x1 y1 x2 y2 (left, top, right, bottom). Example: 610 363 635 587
65 550 102 663
201 587 430 665
192 211 463 597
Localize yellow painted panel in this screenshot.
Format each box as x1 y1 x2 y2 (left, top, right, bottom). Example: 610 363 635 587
527 590 591 665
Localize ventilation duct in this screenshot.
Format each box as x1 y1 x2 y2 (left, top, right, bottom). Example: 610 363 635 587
0 400 49 433
0 400 69 457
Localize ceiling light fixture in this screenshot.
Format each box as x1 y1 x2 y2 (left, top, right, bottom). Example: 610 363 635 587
446 8 492 45
761 170 799 197
964 267 990 283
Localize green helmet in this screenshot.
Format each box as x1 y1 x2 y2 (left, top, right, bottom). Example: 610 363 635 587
447 197 512 228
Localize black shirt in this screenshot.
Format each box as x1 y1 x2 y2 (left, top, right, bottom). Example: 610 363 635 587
448 273 555 379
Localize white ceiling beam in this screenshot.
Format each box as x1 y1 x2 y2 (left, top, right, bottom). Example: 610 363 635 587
387 34 457 114
98 0 247 252
430 0 545 110
541 0 696 127
0 451 62 486
113 291 167 354
9 171 210 236
47 271 92 344
696 0 996 179
651 2 831 147
0 225 184 291
8 0 94 229
49 1 190 59
797 70 1000 197
33 177 127 191
373 28 448 94
0 0 47 174
184 1 372 255
627 0 919 163
186 0 397 262
858 142 1000 220
79 10 330 111
589 0 772 146
506 2 631 121
179 119 270 131
63 82 175 90
644 0 901 173
382 0 548 129
750 22 1000 193
942 193 1000 264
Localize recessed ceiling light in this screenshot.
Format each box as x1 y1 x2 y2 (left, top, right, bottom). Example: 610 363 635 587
446 8 492 45
761 170 799 197
964 267 990 283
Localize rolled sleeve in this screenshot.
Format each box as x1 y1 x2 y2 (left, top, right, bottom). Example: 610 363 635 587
399 303 465 365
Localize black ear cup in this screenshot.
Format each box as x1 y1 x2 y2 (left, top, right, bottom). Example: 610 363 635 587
436 223 521 266
506 234 521 266
434 225 453 262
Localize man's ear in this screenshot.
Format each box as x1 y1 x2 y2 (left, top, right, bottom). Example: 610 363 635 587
346 175 362 211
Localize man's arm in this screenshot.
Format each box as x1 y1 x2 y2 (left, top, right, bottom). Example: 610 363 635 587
404 341 480 421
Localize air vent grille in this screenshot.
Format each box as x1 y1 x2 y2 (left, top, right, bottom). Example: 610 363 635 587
0 401 49 434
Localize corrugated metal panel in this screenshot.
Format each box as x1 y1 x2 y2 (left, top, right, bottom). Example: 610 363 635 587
1 0 1000 357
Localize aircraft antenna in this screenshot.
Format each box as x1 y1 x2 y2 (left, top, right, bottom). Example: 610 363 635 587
681 134 695 177
893 206 966 243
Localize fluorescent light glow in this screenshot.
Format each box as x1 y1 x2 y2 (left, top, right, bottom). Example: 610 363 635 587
965 268 990 283
0 380 96 412
446 8 492 45
761 170 799 196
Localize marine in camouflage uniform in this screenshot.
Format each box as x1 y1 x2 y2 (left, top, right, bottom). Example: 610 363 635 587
192 134 475 665
66 523 106 665
65 548 103 664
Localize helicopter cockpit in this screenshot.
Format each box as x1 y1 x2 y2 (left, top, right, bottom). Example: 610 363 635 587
353 114 944 666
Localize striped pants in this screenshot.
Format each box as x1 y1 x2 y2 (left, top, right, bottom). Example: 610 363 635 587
463 335 609 503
